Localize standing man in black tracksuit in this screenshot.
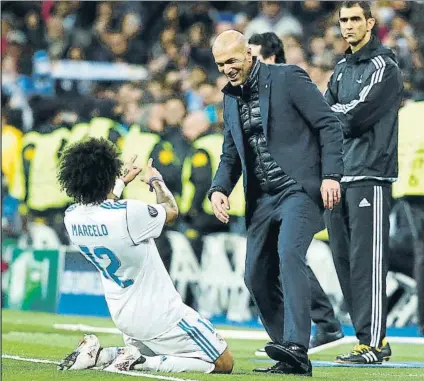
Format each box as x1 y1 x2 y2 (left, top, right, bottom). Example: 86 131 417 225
324 1 403 364
248 31 345 351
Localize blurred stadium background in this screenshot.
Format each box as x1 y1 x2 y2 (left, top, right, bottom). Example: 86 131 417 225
1 0 424 342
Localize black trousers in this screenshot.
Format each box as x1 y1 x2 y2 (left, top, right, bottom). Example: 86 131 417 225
244 184 323 349
325 182 391 347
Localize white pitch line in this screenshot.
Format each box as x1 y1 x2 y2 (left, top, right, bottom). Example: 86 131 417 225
53 323 121 334
103 370 202 381
2 354 201 381
308 337 356 355
2 354 59 365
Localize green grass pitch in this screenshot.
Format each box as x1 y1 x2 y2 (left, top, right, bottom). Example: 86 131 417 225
2 309 424 381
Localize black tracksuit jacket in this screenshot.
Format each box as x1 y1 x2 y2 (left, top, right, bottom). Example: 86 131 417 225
325 35 404 184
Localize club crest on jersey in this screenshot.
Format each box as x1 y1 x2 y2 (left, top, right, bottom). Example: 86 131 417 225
148 205 158 217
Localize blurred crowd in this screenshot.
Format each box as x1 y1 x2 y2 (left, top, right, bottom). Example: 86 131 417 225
2 1 424 255
2 1 424 120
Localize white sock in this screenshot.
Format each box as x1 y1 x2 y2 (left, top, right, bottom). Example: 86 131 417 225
96 347 124 367
134 355 215 373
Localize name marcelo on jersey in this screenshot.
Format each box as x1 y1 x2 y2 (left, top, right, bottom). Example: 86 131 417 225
71 224 109 237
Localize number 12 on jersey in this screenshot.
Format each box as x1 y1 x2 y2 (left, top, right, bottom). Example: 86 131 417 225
79 246 134 288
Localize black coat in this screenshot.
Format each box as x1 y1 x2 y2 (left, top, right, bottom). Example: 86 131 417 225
209 62 344 226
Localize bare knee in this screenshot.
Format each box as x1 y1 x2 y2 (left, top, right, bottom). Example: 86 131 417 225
213 348 234 374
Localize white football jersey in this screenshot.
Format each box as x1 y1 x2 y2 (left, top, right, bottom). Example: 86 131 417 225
64 199 188 340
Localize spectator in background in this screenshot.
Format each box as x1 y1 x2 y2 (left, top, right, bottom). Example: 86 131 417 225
295 1 334 39
117 82 143 118
197 82 223 125
179 2 214 35
233 12 249 34
92 82 117 101
45 16 69 60
162 95 189 162
187 22 216 74
383 14 416 80
91 30 146 65
180 111 233 262
93 1 113 36
145 77 165 102
2 108 23 197
67 45 84 60
121 12 142 40
285 45 309 71
183 66 208 112
210 12 237 46
248 32 286 64
3 30 32 75
1 13 15 57
309 35 331 66
2 169 21 240
23 10 46 51
245 1 303 39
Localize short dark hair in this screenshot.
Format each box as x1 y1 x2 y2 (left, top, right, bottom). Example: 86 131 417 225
248 33 264 47
248 32 285 64
340 1 373 19
57 138 123 205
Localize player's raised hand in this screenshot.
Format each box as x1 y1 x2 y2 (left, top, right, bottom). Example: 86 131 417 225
143 158 163 184
120 155 142 184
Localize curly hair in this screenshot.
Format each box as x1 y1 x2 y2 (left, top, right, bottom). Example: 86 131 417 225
57 137 123 205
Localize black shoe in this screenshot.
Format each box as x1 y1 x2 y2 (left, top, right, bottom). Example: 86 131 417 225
335 344 384 364
309 326 344 349
265 342 310 372
381 338 392 362
254 360 312 377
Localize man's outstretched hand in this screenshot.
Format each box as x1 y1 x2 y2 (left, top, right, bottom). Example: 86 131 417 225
321 179 341 210
211 191 230 224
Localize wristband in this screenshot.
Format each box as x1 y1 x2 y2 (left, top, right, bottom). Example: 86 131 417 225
149 177 163 192
112 178 126 198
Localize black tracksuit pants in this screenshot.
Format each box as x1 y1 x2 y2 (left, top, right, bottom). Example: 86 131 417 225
324 181 391 347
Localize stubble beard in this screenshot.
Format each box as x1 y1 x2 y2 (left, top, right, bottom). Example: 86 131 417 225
348 29 368 47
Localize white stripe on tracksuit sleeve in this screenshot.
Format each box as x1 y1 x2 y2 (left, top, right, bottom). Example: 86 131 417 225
329 55 403 138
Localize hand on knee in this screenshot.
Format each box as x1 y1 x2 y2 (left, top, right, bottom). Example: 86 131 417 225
213 348 234 374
